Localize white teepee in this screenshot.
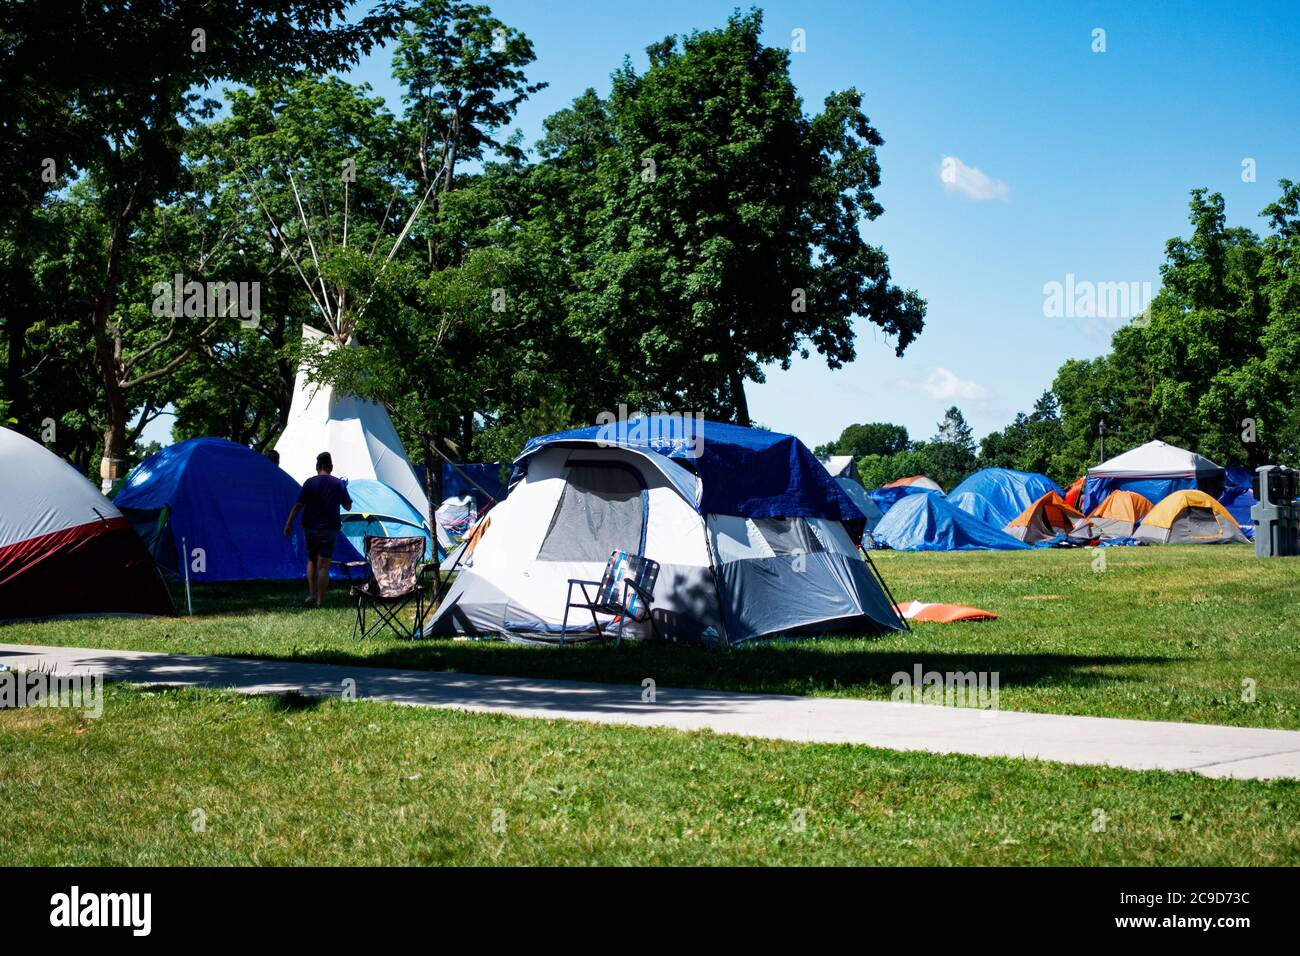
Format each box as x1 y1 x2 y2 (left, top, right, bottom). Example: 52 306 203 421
275 326 430 520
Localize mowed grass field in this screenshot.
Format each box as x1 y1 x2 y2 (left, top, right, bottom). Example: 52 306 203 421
3 684 1298 865
4 545 1297 727
3 545 1299 865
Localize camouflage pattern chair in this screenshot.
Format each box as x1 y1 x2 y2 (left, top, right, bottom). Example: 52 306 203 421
350 536 426 640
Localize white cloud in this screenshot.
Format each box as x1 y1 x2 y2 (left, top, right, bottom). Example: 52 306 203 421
939 155 1011 202
922 366 990 401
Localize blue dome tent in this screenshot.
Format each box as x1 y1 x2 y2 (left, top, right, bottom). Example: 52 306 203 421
114 437 360 581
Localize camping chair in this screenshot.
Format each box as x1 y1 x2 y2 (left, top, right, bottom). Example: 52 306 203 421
349 535 427 640
562 549 661 647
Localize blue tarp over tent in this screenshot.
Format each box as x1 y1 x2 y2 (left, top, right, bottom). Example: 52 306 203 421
948 468 1061 528
946 490 1008 528
340 478 433 560
443 463 507 510
872 492 1032 551
1220 467 1257 539
415 462 510 511
114 437 360 580
866 483 938 515
521 416 863 521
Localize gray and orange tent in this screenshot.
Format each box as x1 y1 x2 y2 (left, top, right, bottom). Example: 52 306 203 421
1086 489 1154 539
1004 491 1089 543
1131 489 1248 545
883 475 944 493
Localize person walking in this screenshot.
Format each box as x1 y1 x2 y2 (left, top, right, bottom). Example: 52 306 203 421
283 452 352 607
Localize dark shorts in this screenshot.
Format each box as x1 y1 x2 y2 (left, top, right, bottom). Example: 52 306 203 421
304 528 339 561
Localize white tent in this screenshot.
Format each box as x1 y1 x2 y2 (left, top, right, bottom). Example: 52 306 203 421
1088 440 1222 479
817 455 882 534
274 326 430 520
427 439 903 646
820 455 858 480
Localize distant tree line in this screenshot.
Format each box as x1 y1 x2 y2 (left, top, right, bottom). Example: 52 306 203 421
818 182 1300 490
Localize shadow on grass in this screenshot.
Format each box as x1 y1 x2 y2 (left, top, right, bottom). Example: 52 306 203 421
172 582 1169 697
11 648 1172 721
241 642 1170 697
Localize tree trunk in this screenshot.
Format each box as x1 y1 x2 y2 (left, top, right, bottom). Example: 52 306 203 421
460 409 473 459
423 437 443 601
90 209 131 493
729 365 751 427
5 308 29 428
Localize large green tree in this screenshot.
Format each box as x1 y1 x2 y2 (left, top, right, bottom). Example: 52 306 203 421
0 0 401 487
815 421 910 460
551 9 924 424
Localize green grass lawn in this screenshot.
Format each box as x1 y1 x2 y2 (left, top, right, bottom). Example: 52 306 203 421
4 545 1296 728
2 683 1297 865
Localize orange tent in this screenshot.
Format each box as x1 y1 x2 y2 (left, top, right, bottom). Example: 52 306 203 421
1064 475 1085 509
883 475 944 493
1004 491 1088 543
1086 489 1153 539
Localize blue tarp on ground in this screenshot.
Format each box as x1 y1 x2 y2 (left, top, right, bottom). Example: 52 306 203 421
521 416 863 521
872 491 1032 551
948 468 1062 528
340 478 433 560
114 437 360 581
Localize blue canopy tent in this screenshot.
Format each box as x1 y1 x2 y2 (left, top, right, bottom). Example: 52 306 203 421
114 437 361 581
340 479 433 561
948 468 1061 528
873 491 1032 552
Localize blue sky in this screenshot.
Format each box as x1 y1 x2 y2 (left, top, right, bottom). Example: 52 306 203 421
148 0 1300 450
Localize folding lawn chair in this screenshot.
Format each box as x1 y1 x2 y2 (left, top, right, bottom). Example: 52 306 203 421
350 535 427 640
562 549 660 647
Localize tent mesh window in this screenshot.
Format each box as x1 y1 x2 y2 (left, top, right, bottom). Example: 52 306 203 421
1179 506 1228 541
536 462 644 562
751 517 824 556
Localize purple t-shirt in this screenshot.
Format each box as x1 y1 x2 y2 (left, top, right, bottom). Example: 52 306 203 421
298 474 352 531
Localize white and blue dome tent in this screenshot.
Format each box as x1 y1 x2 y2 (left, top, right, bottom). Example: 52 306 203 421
426 417 905 646
340 479 434 562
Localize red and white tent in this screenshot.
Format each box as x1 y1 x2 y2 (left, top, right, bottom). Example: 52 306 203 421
0 426 172 621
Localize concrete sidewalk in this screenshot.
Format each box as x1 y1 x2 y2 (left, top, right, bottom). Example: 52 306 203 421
4 642 1299 781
